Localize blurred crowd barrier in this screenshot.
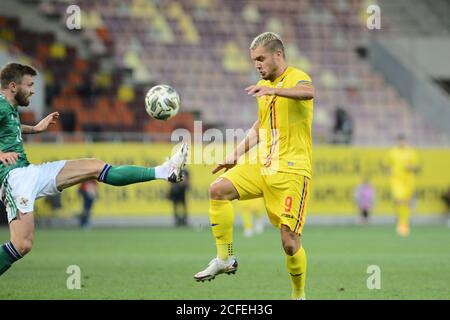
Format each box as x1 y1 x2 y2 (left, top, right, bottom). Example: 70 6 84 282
28 143 450 218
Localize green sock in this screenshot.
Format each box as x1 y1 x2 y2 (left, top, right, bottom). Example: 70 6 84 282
98 165 156 186
0 242 22 276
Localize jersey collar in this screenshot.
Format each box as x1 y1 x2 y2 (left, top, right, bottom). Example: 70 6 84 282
0 93 17 110
271 66 291 86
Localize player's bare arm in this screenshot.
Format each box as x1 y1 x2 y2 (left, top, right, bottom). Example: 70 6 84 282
406 164 420 174
245 83 315 100
21 112 60 134
381 162 391 175
212 120 260 174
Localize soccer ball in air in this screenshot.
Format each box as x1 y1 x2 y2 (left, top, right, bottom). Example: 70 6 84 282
145 84 180 120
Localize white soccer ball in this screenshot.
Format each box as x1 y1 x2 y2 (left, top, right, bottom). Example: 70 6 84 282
145 84 180 120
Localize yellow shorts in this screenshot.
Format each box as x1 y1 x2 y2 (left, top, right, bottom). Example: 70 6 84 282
222 163 310 235
390 179 414 202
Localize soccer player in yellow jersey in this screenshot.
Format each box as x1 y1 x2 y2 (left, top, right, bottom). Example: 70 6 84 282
384 134 420 236
194 32 314 300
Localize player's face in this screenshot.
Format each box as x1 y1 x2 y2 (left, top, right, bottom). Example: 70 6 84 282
397 138 406 148
250 46 280 81
15 75 35 106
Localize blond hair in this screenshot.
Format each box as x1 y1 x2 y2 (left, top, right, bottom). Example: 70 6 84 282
250 32 285 57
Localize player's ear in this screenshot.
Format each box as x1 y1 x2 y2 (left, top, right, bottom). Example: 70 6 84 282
9 81 17 93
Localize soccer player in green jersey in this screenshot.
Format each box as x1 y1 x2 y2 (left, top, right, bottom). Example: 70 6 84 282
0 62 188 276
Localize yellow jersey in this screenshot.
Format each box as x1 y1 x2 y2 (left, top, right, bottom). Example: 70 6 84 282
385 146 419 183
256 66 313 178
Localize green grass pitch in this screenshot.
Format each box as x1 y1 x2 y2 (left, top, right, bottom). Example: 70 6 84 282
0 224 449 300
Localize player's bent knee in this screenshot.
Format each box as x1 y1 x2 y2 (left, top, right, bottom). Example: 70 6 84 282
14 239 33 256
90 158 107 177
209 178 239 201
78 158 107 179
209 183 223 200
282 237 302 256
283 243 297 256
209 181 232 200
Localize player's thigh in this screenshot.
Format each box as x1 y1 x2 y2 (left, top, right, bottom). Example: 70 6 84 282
390 179 412 203
56 159 106 190
219 163 264 200
263 173 310 235
2 164 59 219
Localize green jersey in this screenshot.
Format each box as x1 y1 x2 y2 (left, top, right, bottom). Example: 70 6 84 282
0 94 30 183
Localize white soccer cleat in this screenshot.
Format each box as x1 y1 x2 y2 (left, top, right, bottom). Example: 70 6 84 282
194 257 238 282
165 143 188 183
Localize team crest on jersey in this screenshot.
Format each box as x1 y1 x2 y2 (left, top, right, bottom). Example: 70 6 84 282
19 197 29 206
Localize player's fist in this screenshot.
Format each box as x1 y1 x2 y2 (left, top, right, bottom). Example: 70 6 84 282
34 112 60 133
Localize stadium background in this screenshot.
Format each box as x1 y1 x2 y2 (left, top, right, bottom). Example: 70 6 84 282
0 0 449 300
1 0 449 226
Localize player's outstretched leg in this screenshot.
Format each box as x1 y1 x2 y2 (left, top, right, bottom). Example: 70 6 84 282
97 142 188 185
194 178 239 282
159 143 189 183
56 143 188 190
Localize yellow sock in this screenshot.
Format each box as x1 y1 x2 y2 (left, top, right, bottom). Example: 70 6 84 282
398 203 410 228
210 199 234 261
286 246 307 299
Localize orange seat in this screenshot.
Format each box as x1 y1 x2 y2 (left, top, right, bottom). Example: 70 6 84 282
19 111 36 125
74 58 89 72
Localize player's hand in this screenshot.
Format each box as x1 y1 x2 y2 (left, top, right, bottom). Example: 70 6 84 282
0 152 20 166
406 165 419 174
245 85 277 97
33 112 60 133
212 153 237 174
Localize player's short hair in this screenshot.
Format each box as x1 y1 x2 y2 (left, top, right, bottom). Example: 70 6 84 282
0 62 37 89
250 32 285 57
